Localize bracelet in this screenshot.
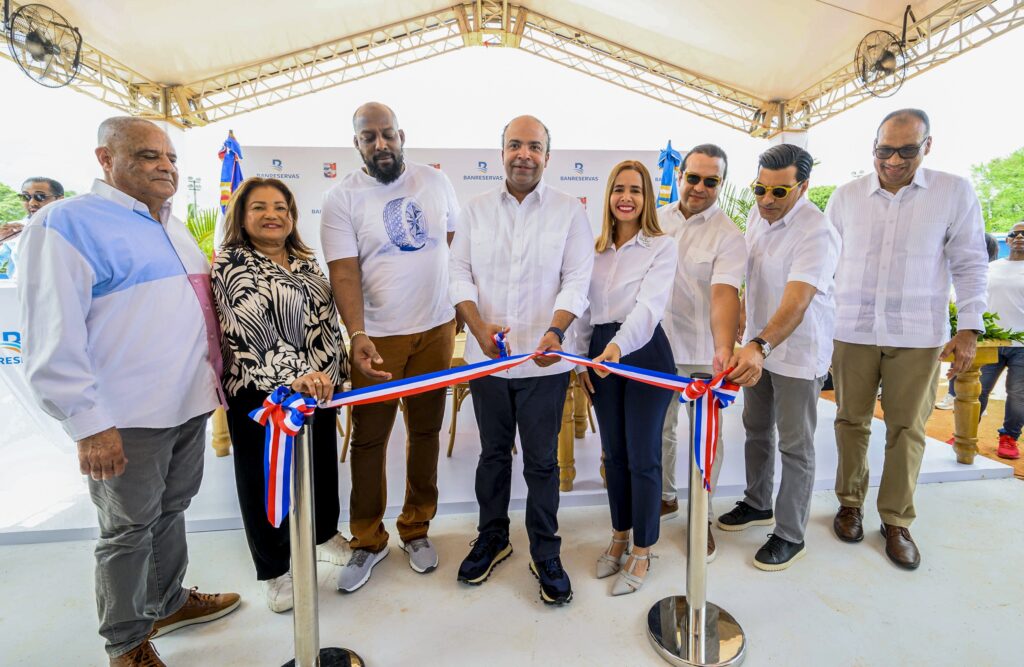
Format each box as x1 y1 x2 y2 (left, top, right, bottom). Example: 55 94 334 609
349 330 368 341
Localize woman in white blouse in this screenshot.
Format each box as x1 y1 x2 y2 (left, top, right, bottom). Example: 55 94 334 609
576 160 678 595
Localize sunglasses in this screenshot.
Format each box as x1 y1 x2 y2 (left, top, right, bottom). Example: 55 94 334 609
1007 231 1024 239
751 181 803 199
873 138 929 160
19 192 55 202
683 172 721 189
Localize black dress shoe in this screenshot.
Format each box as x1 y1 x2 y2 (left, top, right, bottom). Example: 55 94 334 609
716 501 774 532
457 533 512 584
753 534 806 571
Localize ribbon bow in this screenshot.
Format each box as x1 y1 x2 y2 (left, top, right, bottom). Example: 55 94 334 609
677 370 739 491
249 387 316 527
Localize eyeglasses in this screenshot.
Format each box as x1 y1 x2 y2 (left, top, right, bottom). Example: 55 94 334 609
873 138 929 160
1007 231 1024 239
751 181 803 199
19 192 55 203
682 172 721 189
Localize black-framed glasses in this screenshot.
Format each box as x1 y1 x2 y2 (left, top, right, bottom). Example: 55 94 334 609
19 192 55 203
751 181 803 199
873 138 929 160
683 172 721 189
1007 231 1024 239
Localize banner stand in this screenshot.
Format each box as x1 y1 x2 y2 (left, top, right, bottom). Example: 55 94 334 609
647 373 746 667
282 415 365 667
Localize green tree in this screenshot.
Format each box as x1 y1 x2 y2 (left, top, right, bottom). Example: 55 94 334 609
807 185 836 212
718 180 755 232
973 147 1024 233
0 183 24 223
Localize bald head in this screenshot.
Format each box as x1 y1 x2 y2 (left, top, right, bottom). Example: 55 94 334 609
501 115 550 154
95 116 178 217
501 115 551 199
352 102 399 132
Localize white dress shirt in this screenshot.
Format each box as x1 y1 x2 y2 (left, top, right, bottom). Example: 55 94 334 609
986 258 1024 347
449 179 594 378
744 197 840 380
18 180 222 441
657 203 747 365
827 169 988 347
577 232 677 357
321 161 459 336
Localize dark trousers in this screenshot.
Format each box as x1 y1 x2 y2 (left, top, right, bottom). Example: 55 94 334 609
979 347 1024 440
469 371 570 561
226 386 340 580
588 323 675 548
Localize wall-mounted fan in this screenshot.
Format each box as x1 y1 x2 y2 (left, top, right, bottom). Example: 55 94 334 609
3 1 82 88
855 5 919 98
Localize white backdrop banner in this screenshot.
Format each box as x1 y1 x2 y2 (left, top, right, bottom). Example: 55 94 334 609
242 146 661 265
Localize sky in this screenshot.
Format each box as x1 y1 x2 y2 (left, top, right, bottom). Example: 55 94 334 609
1 23 1023 216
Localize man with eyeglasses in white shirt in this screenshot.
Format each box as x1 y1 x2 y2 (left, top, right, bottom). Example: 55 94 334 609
449 115 593 606
828 108 988 570
656 144 746 563
718 144 840 572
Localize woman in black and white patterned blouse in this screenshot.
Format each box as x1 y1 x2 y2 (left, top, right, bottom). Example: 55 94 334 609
213 177 350 613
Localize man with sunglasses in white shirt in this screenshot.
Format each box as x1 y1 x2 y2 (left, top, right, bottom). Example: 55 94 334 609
828 109 988 570
0 177 64 280
657 144 746 563
720 144 840 572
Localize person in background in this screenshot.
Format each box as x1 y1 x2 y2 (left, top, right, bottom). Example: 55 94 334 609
574 160 677 595
213 177 351 613
0 177 64 280
18 117 239 666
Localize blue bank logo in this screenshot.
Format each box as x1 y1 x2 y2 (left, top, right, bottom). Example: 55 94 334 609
573 162 584 175
477 161 488 173
1 331 21 365
271 158 283 171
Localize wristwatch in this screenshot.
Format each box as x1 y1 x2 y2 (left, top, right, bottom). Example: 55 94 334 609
546 326 565 344
751 337 773 359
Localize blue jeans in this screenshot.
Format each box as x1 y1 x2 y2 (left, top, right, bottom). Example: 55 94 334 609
978 347 1024 440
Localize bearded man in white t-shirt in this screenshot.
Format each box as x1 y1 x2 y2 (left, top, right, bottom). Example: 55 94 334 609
322 102 460 592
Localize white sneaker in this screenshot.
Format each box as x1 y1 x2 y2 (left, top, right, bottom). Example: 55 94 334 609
935 394 955 410
316 533 353 566
260 572 293 613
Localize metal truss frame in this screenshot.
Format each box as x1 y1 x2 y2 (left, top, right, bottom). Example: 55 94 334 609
1 0 1022 134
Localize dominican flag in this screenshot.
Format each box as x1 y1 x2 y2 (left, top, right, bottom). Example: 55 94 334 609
657 140 681 207
218 130 244 213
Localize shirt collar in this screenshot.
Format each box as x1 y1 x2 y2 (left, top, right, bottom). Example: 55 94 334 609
678 202 720 225
501 178 546 205
868 167 929 195
613 230 652 251
91 178 172 224
763 196 810 231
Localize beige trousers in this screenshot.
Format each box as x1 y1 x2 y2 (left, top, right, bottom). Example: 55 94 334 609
832 341 941 527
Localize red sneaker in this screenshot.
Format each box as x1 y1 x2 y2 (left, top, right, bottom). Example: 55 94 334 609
997 434 1020 460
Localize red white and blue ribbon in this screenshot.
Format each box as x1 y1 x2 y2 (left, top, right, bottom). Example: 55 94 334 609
254 351 739 524
677 370 739 491
249 386 316 527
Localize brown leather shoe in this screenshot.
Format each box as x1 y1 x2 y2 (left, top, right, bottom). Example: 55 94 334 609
109 640 165 666
833 506 864 543
151 587 241 638
881 523 921 570
660 498 679 521
706 522 717 563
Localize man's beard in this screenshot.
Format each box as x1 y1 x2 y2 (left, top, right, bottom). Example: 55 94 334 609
364 150 405 184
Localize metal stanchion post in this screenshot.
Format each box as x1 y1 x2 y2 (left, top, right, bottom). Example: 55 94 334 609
283 414 365 667
647 373 746 667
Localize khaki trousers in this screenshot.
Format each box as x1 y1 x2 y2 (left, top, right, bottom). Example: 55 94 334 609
348 319 456 551
832 341 941 527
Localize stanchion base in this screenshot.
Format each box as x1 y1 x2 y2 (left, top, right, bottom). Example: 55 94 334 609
282 647 365 667
647 596 745 667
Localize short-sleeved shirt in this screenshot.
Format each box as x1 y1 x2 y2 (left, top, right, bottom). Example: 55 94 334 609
744 197 840 380
320 161 459 336
657 203 746 365
986 259 1024 347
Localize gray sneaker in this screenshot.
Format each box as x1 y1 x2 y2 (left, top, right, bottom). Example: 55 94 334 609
402 537 439 573
336 547 389 593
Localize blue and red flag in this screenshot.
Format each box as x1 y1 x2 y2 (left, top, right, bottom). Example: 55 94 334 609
218 130 244 213
657 140 681 207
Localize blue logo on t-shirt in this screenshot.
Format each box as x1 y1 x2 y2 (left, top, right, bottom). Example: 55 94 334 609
383 197 428 251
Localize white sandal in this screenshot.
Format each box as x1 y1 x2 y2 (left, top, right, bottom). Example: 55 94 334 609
596 535 630 579
611 551 656 596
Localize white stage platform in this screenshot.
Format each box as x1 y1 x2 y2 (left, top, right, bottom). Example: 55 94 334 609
0 384 1012 545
